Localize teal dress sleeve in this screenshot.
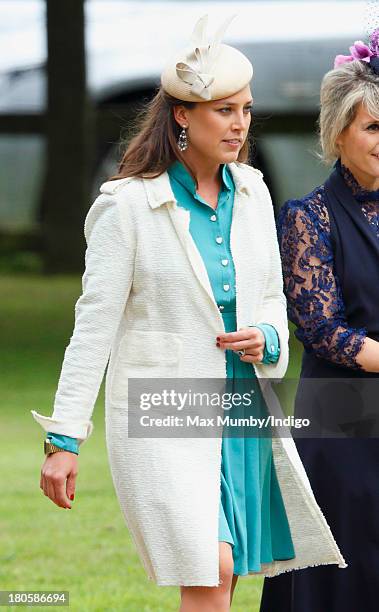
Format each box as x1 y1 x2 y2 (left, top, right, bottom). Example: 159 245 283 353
46 432 79 455
250 324 280 365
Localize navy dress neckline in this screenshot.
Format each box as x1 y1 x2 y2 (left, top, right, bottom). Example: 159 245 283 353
336 158 379 202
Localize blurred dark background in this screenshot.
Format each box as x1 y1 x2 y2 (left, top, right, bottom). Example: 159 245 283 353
0 0 367 273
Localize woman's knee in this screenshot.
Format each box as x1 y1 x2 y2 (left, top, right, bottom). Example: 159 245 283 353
218 542 234 592
179 543 234 600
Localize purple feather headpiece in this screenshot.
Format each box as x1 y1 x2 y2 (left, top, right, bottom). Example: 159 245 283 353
334 28 379 75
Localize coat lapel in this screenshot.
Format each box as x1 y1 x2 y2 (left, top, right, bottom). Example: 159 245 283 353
167 204 216 306
143 164 258 317
143 172 216 307
228 164 261 326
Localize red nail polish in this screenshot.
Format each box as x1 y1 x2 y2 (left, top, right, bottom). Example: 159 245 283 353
216 342 220 347
216 337 220 342
70 494 74 501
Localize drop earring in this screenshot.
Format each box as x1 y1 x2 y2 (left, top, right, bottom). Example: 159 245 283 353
177 126 188 152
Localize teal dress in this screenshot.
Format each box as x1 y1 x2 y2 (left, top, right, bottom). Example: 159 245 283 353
167 162 295 574
48 161 295 575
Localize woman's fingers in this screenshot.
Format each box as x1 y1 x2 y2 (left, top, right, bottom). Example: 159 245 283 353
243 348 262 357
40 474 49 499
45 477 56 504
220 339 262 350
66 471 77 503
239 351 264 363
217 328 259 342
217 327 265 352
52 477 72 509
40 454 76 509
216 337 264 361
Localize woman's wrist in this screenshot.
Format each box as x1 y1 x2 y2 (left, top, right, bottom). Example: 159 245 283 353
249 323 280 364
46 432 79 455
354 336 379 373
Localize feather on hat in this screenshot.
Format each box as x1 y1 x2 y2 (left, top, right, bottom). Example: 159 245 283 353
161 15 253 102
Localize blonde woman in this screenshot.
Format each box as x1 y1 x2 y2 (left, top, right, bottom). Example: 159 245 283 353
261 30 379 612
32 16 345 611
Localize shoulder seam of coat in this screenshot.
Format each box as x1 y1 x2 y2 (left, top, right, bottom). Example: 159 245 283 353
100 176 137 195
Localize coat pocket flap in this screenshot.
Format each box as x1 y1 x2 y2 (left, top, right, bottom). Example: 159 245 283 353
118 330 182 366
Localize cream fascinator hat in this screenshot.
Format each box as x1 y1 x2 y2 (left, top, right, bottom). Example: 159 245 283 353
161 15 253 102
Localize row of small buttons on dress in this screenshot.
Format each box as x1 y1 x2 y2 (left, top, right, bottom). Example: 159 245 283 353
210 212 232 312
211 213 230 291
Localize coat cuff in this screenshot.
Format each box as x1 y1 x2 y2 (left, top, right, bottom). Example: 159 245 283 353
31 410 93 446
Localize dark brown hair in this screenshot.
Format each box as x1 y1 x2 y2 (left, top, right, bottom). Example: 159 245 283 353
109 87 250 181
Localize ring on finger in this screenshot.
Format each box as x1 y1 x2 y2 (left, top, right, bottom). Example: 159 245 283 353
237 349 246 357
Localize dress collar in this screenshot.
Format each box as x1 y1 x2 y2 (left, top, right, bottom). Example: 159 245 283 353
144 162 250 210
335 158 379 203
167 161 233 197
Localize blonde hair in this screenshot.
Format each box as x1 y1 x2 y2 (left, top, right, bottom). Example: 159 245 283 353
319 60 379 164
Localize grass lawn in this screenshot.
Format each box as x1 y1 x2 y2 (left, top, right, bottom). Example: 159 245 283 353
0 274 302 611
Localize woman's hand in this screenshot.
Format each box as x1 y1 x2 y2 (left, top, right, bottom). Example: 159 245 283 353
40 452 78 509
216 327 265 363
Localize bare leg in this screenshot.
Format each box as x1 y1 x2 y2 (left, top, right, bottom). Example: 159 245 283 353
230 574 239 606
179 542 234 612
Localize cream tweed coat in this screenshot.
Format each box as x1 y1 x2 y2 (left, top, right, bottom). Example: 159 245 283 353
32 162 346 586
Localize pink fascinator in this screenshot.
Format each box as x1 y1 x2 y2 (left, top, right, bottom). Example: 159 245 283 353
334 28 379 74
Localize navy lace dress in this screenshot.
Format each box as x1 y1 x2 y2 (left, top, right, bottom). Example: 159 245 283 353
260 161 379 612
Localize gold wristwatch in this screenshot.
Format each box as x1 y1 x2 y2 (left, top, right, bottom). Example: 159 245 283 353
44 438 67 456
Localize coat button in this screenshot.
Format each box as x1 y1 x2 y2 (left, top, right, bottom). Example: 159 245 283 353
210 214 217 221
221 259 228 266
223 284 230 291
216 236 223 244
218 305 225 311
270 344 275 352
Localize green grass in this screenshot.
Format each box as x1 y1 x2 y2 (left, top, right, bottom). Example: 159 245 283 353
0 275 302 611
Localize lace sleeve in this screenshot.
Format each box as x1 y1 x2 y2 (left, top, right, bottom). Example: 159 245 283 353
277 190 366 370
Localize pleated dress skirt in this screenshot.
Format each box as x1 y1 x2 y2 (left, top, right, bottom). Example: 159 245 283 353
218 308 295 575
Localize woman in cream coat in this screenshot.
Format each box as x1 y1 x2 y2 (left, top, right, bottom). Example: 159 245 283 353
33 16 345 611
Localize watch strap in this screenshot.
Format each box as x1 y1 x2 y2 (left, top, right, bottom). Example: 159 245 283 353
44 439 67 456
